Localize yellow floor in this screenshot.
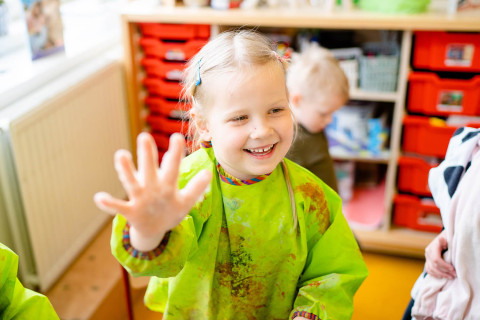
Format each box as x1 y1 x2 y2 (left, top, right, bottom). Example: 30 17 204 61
353 252 424 319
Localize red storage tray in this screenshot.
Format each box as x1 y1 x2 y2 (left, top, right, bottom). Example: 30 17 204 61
139 38 207 61
402 116 480 158
413 31 480 72
397 156 438 196
143 78 183 99
407 72 480 116
147 115 189 135
393 194 443 233
145 97 190 118
152 132 170 150
139 23 210 40
141 58 186 81
152 133 193 156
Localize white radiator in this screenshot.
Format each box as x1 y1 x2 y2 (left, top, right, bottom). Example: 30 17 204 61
0 56 130 291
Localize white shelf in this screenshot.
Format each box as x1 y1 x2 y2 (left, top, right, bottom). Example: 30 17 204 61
331 150 391 163
349 88 398 102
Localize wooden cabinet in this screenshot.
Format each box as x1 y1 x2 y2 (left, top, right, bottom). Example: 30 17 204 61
120 3 480 257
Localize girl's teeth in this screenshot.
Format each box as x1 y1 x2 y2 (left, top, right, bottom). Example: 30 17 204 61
248 145 273 153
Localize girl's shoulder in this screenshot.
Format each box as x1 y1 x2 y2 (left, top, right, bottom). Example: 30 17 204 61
178 148 216 187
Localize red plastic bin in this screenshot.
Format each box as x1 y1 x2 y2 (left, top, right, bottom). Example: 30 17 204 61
397 156 438 196
139 23 210 40
145 97 190 118
402 116 480 158
152 133 194 156
408 72 480 116
393 194 443 233
139 38 207 61
141 58 186 81
147 115 189 135
143 78 183 99
152 132 171 150
413 31 480 72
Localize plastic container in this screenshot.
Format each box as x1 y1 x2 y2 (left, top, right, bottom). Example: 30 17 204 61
358 0 430 14
141 58 186 81
407 72 480 116
139 23 210 40
402 116 480 158
142 78 183 99
413 31 480 72
145 97 190 119
359 42 399 92
139 38 207 61
147 114 189 135
397 156 437 196
152 132 171 150
393 194 443 233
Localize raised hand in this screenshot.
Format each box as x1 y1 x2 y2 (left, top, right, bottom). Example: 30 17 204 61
94 132 212 251
424 230 456 279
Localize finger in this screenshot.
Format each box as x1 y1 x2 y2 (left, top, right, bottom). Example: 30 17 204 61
160 133 186 185
179 170 212 208
114 149 141 198
137 132 158 186
94 192 130 216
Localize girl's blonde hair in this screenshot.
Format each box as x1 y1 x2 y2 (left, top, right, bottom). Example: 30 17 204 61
286 42 349 104
182 29 290 152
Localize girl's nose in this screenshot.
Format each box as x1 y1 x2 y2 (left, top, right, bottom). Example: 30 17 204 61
250 120 273 139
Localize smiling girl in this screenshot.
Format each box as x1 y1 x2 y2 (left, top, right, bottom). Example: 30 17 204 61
94 29 367 320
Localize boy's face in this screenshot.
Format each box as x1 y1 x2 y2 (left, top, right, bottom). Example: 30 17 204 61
198 63 293 180
291 93 345 133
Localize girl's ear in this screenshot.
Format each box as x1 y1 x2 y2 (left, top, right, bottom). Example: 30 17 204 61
190 110 212 141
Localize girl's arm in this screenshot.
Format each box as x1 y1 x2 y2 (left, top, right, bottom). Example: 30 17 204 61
424 230 456 279
94 132 211 251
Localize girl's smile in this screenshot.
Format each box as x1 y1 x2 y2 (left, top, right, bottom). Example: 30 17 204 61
244 143 277 158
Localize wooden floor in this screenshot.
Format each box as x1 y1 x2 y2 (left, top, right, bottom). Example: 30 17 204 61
46 220 425 320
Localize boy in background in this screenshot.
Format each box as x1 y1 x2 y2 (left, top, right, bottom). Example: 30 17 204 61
286 42 350 191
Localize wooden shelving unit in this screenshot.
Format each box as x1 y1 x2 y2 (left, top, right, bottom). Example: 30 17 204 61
120 3 480 257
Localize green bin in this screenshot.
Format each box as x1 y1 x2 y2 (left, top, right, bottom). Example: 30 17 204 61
358 0 431 14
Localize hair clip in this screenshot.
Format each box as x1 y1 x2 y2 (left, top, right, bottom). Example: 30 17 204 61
273 51 282 61
195 58 202 86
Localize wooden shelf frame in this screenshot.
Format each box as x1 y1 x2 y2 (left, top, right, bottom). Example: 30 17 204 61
120 3 480 256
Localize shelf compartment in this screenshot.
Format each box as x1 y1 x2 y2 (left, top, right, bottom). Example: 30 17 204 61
147 114 189 135
397 156 437 196
145 96 190 119
402 115 480 158
139 38 208 61
393 194 443 233
407 72 480 116
141 58 186 81
413 31 480 72
139 23 211 40
142 78 183 99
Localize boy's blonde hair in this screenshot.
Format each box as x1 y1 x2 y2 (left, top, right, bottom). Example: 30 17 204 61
182 29 290 151
286 42 349 104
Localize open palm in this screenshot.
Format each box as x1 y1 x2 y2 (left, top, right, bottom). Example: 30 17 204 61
94 132 212 250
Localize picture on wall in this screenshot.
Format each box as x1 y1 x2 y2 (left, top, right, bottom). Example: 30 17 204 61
22 0 64 60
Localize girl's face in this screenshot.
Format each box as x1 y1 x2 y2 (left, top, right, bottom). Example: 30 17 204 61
199 63 293 180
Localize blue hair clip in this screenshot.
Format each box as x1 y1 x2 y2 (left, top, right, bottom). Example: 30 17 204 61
195 58 202 86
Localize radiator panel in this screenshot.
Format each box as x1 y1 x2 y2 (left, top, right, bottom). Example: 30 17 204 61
8 62 129 291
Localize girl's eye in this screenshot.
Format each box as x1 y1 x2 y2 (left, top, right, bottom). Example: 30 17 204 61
231 115 248 122
269 108 284 114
